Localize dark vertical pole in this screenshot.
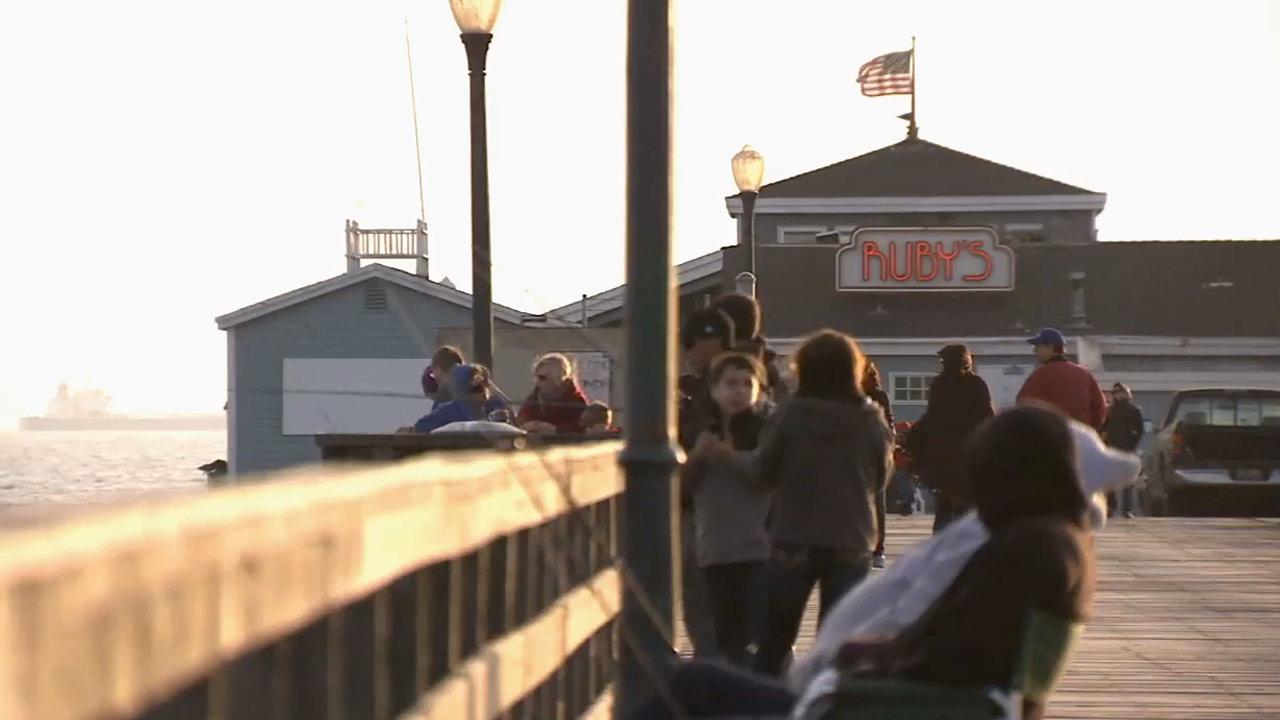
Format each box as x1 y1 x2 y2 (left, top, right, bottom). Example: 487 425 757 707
740 191 758 277
462 32 495 370
619 0 679 715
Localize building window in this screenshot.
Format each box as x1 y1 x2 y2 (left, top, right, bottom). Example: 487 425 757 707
779 228 820 244
776 226 855 245
891 373 932 405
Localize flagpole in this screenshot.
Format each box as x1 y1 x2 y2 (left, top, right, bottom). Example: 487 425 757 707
405 18 427 222
909 36 918 138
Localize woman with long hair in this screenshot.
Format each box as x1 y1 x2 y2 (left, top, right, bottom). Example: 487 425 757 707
862 362 894 568
752 330 894 676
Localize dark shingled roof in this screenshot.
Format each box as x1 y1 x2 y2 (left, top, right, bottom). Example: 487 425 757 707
729 137 1098 200
732 240 1280 338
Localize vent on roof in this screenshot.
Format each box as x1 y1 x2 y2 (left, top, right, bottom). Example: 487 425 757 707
364 284 388 312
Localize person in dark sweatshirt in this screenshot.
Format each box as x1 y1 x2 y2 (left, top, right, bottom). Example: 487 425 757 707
752 329 894 677
676 307 737 658
862 362 894 569
1101 382 1145 516
831 404 1095 720
712 293 788 404
682 352 773 667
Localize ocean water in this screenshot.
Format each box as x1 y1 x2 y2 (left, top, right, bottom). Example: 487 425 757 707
0 431 225 516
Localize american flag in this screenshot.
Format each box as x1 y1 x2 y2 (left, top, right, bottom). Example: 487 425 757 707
857 50 913 97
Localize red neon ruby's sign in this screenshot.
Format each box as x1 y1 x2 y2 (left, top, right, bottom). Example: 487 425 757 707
836 227 1014 291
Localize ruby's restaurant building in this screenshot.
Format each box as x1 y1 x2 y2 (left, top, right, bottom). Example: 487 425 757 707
553 136 1280 430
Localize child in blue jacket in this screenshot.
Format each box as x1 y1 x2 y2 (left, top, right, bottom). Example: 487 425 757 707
413 364 510 433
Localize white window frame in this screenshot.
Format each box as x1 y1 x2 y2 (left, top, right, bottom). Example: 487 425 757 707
890 372 933 406
774 224 856 246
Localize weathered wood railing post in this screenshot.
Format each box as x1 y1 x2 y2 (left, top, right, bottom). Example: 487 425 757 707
618 0 679 715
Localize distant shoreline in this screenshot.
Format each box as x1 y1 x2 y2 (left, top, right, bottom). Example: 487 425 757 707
17 415 225 432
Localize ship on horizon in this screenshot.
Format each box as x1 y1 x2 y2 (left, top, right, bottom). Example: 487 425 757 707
17 383 223 432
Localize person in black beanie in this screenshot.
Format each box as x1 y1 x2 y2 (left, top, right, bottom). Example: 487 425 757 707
712 293 788 403
677 307 736 658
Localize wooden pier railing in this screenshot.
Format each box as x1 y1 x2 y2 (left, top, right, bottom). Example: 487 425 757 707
0 441 624 720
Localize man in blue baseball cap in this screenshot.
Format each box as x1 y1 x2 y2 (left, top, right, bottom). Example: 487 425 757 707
1016 328 1107 429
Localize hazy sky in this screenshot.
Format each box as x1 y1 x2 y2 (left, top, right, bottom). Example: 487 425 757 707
1 1 1277 425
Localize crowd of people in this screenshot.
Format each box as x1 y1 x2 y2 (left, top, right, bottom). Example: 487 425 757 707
651 295 1145 719
398 292 1149 718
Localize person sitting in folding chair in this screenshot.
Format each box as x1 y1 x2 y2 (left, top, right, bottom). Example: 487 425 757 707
628 405 1140 720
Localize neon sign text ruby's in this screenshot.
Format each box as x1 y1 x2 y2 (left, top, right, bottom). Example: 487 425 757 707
835 227 1015 292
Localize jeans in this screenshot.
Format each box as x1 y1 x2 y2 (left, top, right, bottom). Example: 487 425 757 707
1108 485 1139 515
681 512 718 657
627 659 796 720
753 546 873 677
703 561 767 667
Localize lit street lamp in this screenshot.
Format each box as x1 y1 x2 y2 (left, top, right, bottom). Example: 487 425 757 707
450 0 502 369
731 144 765 279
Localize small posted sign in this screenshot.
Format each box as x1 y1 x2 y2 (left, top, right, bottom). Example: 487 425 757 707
566 351 613 405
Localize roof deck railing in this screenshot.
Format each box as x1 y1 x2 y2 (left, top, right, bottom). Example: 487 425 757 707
346 219 429 277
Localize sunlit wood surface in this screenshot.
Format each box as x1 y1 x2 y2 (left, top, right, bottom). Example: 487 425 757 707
677 515 1280 719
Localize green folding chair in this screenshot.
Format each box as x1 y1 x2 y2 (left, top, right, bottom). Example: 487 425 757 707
827 609 1082 720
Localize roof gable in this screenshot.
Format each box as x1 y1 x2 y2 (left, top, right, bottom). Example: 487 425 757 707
735 137 1098 200
215 264 544 330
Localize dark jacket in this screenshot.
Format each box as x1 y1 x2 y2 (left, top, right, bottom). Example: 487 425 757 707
755 397 893 553
678 372 715 452
906 371 994 501
1017 358 1107 430
516 380 589 433
1102 399 1145 451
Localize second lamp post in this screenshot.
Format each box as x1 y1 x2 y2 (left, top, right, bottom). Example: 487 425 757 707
450 0 503 369
732 145 765 280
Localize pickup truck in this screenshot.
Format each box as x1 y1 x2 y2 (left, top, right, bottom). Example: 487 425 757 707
1144 389 1280 516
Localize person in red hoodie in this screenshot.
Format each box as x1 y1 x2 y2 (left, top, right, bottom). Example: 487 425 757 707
1017 328 1108 430
517 352 589 434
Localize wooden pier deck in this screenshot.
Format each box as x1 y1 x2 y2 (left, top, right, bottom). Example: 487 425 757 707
680 516 1280 719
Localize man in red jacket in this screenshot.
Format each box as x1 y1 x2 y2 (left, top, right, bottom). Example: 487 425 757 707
1017 328 1107 430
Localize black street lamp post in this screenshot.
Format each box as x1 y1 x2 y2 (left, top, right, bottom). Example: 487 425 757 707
450 0 502 369
732 145 765 280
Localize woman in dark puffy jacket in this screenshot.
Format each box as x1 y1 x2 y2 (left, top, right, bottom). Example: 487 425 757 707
906 344 994 533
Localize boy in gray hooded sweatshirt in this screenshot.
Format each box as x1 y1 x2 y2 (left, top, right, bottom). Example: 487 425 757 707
683 352 773 667
752 330 894 677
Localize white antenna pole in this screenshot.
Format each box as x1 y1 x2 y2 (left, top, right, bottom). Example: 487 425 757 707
405 18 427 222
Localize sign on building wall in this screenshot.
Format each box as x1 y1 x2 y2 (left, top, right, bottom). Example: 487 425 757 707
565 351 613 405
836 227 1015 291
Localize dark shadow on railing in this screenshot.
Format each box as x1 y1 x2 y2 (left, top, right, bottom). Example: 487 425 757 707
0 439 623 720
